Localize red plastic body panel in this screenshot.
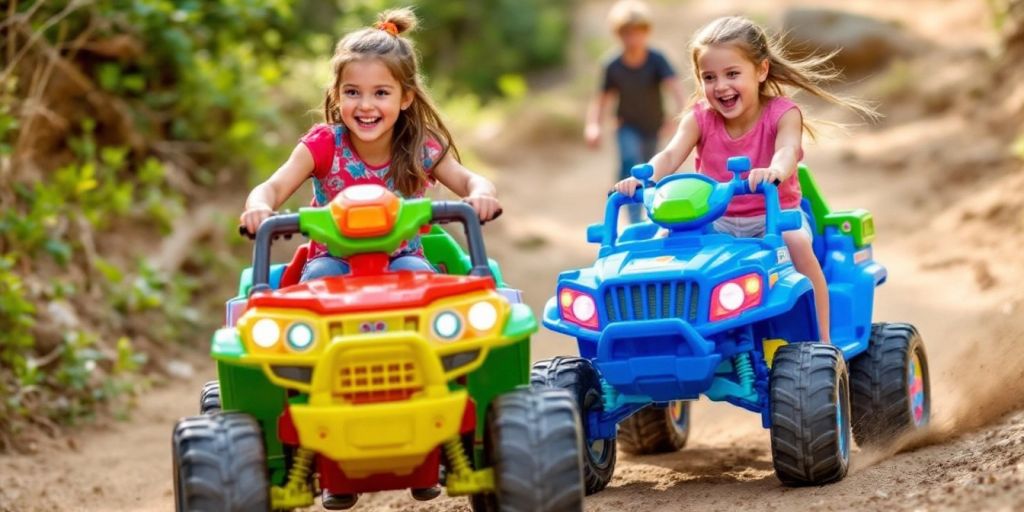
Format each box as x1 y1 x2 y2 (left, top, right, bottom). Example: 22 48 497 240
248 272 495 315
318 449 441 494
279 243 311 288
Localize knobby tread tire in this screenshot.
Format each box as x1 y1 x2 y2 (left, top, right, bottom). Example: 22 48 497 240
172 412 269 512
769 343 851 486
199 380 221 415
617 402 690 455
530 356 615 495
473 388 584 512
849 322 930 447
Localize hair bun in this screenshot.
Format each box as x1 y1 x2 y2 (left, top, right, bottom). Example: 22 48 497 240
376 7 418 35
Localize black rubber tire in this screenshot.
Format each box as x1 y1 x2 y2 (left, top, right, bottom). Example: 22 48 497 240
769 343 851 486
471 388 584 512
172 412 270 512
199 380 221 415
617 401 690 455
530 356 615 495
849 322 931 447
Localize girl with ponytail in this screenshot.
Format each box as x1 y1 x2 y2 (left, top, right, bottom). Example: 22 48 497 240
241 8 501 285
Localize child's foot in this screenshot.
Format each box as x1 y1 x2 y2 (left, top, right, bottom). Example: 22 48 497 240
411 486 442 501
322 490 358 510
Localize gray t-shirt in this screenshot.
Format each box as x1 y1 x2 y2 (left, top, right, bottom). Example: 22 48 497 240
601 49 676 136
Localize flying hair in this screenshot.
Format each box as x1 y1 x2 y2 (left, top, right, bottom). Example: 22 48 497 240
689 16 880 137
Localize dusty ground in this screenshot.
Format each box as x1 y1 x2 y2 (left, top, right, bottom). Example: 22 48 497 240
3 0 1024 511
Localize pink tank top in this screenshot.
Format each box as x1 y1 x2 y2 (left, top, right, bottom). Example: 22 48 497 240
693 96 803 217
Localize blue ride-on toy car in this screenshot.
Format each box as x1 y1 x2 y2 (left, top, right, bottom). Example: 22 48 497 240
532 156 930 492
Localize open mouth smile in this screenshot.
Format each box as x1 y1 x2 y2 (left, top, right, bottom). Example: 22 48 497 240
355 116 382 129
717 94 739 110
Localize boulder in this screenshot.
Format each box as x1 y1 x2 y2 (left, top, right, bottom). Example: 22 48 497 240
782 8 922 76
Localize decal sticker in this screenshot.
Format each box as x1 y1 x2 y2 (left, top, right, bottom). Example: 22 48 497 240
359 321 388 333
776 248 791 264
854 248 873 264
630 255 675 269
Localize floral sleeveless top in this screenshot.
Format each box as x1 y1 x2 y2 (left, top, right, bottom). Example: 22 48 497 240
300 123 443 260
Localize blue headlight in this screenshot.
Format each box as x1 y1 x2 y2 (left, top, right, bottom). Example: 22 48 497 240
286 322 315 351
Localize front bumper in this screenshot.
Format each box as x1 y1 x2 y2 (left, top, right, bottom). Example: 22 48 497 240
595 319 722 402
289 333 467 478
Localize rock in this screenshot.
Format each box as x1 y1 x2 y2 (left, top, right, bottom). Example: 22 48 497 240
782 8 923 76
164 360 194 380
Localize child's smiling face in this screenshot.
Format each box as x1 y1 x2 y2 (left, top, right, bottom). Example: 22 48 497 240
338 59 413 145
697 43 768 123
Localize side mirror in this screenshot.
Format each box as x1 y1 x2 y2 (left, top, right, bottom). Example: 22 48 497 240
586 223 604 244
778 210 803 232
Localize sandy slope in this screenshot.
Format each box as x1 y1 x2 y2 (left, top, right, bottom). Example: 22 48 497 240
3 0 1024 511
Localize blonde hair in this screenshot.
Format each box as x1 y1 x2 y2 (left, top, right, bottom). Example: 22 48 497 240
323 7 457 197
608 0 652 32
689 16 879 137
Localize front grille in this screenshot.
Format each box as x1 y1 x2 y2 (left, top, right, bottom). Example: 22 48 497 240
602 281 700 323
333 357 423 405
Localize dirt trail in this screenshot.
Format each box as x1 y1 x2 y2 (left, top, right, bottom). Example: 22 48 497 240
4 0 1024 511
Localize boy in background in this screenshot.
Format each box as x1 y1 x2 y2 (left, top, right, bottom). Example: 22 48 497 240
585 0 685 223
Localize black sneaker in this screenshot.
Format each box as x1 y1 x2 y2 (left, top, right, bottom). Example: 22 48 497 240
321 489 358 510
410 486 442 501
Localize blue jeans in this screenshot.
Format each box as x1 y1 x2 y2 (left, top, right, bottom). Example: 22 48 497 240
300 255 435 282
616 125 659 224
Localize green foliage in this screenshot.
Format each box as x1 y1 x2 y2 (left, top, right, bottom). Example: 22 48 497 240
0 0 309 439
330 0 572 99
0 0 572 445
0 257 36 383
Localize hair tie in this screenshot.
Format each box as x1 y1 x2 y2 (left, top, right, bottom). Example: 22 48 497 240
375 21 399 36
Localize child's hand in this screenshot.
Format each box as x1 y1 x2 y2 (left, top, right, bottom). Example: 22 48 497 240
612 177 642 197
747 167 784 191
464 193 502 222
240 204 274 235
584 123 601 149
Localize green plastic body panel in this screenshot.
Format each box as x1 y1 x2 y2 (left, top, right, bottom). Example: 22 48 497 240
823 209 875 247
650 178 714 224
797 164 830 232
216 361 289 485
466 337 530 464
421 226 505 286
299 199 432 258
797 164 875 247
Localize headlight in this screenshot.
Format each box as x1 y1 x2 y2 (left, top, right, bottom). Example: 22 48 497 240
286 322 315 351
252 318 281 348
710 273 763 322
433 311 463 340
558 288 599 329
717 282 745 311
468 301 498 331
571 294 596 322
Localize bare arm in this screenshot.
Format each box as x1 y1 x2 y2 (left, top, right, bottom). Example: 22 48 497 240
584 90 615 148
650 111 700 180
431 152 501 221
747 108 802 190
240 143 313 233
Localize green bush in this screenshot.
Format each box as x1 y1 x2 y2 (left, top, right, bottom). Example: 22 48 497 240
327 0 572 99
